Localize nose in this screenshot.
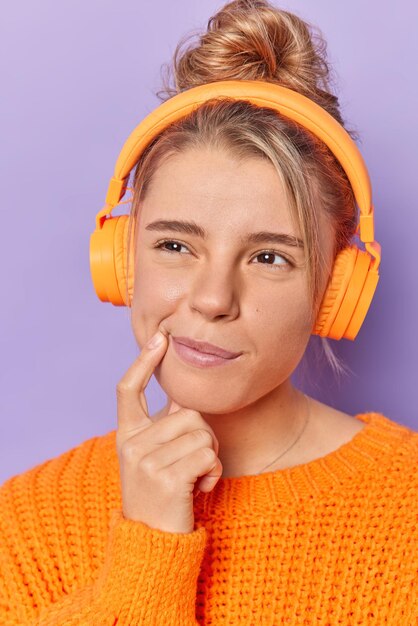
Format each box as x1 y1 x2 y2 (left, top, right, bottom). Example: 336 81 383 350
188 262 240 320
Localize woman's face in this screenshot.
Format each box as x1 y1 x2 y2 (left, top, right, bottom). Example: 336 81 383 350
130 147 334 414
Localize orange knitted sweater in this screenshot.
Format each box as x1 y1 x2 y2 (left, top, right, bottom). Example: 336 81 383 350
0 411 417 625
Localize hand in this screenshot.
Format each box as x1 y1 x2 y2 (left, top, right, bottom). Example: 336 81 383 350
115 328 223 534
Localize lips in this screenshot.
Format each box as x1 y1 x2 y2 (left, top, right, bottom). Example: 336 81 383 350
172 336 242 359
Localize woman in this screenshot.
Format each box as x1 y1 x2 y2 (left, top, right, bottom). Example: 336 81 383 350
1 1 417 624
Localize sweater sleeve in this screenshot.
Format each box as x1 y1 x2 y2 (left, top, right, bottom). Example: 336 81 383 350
0 505 207 626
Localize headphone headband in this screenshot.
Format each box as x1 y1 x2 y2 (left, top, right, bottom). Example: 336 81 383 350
95 79 380 268
90 79 381 338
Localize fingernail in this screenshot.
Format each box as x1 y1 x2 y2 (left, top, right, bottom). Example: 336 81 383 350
146 330 164 349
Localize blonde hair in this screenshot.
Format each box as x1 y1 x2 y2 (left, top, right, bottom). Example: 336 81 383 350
126 0 361 383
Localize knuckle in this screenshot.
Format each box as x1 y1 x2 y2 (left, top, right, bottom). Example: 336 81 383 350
202 447 216 462
193 414 216 438
192 428 213 447
120 440 140 464
116 382 130 397
159 468 179 493
140 453 157 474
184 409 203 424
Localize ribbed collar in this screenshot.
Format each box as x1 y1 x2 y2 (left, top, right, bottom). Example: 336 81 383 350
192 412 412 517
104 413 413 519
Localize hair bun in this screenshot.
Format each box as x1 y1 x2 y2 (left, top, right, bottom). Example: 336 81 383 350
157 0 341 114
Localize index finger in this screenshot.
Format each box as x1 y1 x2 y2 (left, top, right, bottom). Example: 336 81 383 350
116 328 169 434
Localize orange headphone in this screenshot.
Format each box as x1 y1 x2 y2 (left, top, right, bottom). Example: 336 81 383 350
89 79 381 341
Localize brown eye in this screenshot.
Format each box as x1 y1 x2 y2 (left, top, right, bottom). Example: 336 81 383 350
251 250 292 270
154 240 190 254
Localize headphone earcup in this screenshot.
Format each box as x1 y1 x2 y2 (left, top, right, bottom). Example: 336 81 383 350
313 245 379 340
115 215 134 307
90 214 134 306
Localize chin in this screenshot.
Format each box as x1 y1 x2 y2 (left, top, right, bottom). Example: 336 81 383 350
155 370 247 415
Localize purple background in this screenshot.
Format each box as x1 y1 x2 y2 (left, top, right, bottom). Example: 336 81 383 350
1 1 417 484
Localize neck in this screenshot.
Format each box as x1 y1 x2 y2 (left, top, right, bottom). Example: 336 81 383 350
160 380 309 478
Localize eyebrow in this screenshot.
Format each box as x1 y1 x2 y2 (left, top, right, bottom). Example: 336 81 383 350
145 219 304 249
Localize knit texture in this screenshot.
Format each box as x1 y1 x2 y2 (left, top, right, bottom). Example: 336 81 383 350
0 411 417 625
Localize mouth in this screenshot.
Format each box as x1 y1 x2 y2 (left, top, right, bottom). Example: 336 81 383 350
171 336 242 368
172 335 242 359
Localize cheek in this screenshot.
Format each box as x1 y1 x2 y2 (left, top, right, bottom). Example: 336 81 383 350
247 282 313 375
243 290 312 400
133 250 186 306
251 280 313 338
130 267 181 349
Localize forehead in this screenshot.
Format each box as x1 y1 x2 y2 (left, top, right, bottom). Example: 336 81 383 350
139 147 298 235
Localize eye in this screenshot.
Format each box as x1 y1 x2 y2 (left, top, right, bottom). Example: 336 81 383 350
251 250 292 270
153 239 293 270
154 239 191 255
